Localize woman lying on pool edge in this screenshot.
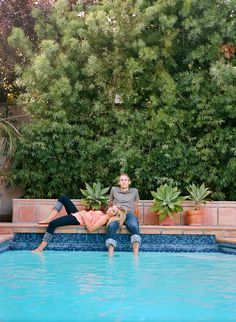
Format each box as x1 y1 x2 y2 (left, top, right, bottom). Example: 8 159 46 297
32 195 126 253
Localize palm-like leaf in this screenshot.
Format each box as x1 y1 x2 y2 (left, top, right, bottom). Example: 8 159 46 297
0 120 21 175
85 183 95 196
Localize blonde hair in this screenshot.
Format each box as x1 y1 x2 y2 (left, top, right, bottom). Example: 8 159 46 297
106 206 126 227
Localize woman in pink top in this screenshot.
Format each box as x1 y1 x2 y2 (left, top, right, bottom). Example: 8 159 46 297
33 195 126 252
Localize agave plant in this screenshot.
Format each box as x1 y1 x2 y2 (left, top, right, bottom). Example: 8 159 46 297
80 182 110 210
186 183 212 209
150 184 186 221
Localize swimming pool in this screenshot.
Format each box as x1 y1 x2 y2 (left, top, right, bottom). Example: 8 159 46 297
1 251 236 322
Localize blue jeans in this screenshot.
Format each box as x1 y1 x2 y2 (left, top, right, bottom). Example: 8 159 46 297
106 212 141 248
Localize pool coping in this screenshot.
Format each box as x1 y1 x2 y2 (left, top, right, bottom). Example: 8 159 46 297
1 222 236 236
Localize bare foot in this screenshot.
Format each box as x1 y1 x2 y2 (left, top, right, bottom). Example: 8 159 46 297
38 221 49 224
37 210 58 225
32 241 47 252
32 248 43 253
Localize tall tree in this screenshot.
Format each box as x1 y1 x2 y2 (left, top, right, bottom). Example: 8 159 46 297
0 0 56 104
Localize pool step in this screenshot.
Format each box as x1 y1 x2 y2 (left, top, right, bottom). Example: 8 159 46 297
0 234 14 253
0 234 14 243
217 237 236 255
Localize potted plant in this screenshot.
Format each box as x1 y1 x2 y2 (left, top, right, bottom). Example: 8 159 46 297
185 183 212 225
150 184 186 225
80 181 110 210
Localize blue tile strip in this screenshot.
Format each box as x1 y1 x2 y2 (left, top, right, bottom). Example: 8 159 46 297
7 233 219 252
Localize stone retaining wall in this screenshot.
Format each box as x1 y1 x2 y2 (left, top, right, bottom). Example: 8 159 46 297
12 199 236 226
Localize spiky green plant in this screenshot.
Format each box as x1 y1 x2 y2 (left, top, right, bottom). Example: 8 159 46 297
0 119 21 177
80 182 110 210
186 183 212 209
0 120 21 157
150 184 186 221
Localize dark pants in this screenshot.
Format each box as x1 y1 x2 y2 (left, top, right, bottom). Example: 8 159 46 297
106 212 141 248
46 195 80 236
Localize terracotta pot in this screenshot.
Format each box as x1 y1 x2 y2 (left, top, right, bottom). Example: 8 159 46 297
186 209 204 225
159 216 175 226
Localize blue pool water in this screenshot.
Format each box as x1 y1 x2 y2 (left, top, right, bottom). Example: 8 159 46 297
1 251 236 322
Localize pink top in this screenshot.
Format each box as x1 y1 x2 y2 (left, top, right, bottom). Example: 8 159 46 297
72 210 105 226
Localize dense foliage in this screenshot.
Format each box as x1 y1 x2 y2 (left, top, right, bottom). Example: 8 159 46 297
0 0 93 103
0 0 55 104
7 0 236 199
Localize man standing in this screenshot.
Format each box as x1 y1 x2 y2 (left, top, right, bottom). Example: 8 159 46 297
106 173 141 256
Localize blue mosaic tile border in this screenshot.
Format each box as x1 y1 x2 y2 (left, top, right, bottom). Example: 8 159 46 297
8 233 219 252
